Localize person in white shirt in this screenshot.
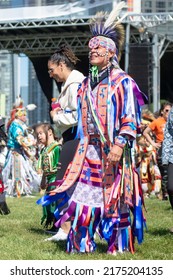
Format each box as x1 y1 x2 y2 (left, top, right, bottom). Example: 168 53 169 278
45 45 85 240
49 45 85 143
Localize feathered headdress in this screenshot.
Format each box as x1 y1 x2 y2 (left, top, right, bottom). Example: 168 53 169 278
7 97 24 128
89 1 127 61
7 96 37 130
15 107 27 117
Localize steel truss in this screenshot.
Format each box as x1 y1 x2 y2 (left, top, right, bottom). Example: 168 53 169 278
0 12 172 111
0 12 172 56
0 13 172 29
0 33 90 57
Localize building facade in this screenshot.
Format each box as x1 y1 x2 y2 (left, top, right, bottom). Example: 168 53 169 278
0 51 16 119
141 0 173 13
27 60 50 126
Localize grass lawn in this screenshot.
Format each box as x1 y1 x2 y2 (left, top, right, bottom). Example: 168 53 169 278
0 194 173 260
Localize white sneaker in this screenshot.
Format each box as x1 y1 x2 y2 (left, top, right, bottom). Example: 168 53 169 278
107 250 117 256
44 228 67 242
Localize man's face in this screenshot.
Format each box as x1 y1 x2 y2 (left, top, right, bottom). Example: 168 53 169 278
89 45 113 70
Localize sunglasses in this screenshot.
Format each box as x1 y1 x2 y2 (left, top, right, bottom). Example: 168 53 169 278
164 109 170 113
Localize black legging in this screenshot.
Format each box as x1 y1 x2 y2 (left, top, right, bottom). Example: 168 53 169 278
56 126 79 180
168 163 173 209
158 146 168 198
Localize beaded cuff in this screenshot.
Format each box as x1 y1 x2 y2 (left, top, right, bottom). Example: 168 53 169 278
114 135 128 148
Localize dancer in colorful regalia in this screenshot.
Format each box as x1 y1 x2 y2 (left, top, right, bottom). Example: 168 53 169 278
143 102 172 200
0 118 10 214
135 109 161 198
35 123 61 231
41 1 147 255
2 105 40 197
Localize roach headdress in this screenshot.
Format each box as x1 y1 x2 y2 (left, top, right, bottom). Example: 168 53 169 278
88 1 126 62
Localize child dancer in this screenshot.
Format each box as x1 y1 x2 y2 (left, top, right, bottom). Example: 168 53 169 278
35 123 61 231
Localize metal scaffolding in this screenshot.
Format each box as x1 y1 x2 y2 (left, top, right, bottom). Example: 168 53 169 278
0 13 172 55
0 12 173 110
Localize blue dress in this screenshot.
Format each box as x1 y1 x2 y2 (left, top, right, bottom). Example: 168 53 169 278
2 119 41 197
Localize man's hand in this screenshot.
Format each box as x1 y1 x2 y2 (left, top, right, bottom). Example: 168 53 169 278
107 145 123 164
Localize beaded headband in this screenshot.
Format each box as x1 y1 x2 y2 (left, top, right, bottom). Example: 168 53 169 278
88 36 116 52
15 108 27 117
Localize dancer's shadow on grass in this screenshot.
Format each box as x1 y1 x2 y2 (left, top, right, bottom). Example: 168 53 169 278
52 241 107 256
29 227 46 235
147 228 171 236
52 240 67 251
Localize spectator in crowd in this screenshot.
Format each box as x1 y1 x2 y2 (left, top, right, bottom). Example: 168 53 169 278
44 45 85 241
49 44 85 144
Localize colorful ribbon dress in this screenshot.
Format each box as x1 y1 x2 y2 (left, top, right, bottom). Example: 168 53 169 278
41 67 146 254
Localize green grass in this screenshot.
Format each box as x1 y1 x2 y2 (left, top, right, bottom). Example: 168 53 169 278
0 194 173 260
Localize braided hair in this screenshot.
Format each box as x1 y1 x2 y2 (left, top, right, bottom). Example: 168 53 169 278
48 44 80 70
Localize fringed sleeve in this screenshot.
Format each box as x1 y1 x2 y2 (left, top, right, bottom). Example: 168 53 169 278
110 76 144 146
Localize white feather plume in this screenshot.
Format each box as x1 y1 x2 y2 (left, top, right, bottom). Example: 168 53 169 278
104 1 127 28
26 104 37 111
115 12 128 26
15 96 23 107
